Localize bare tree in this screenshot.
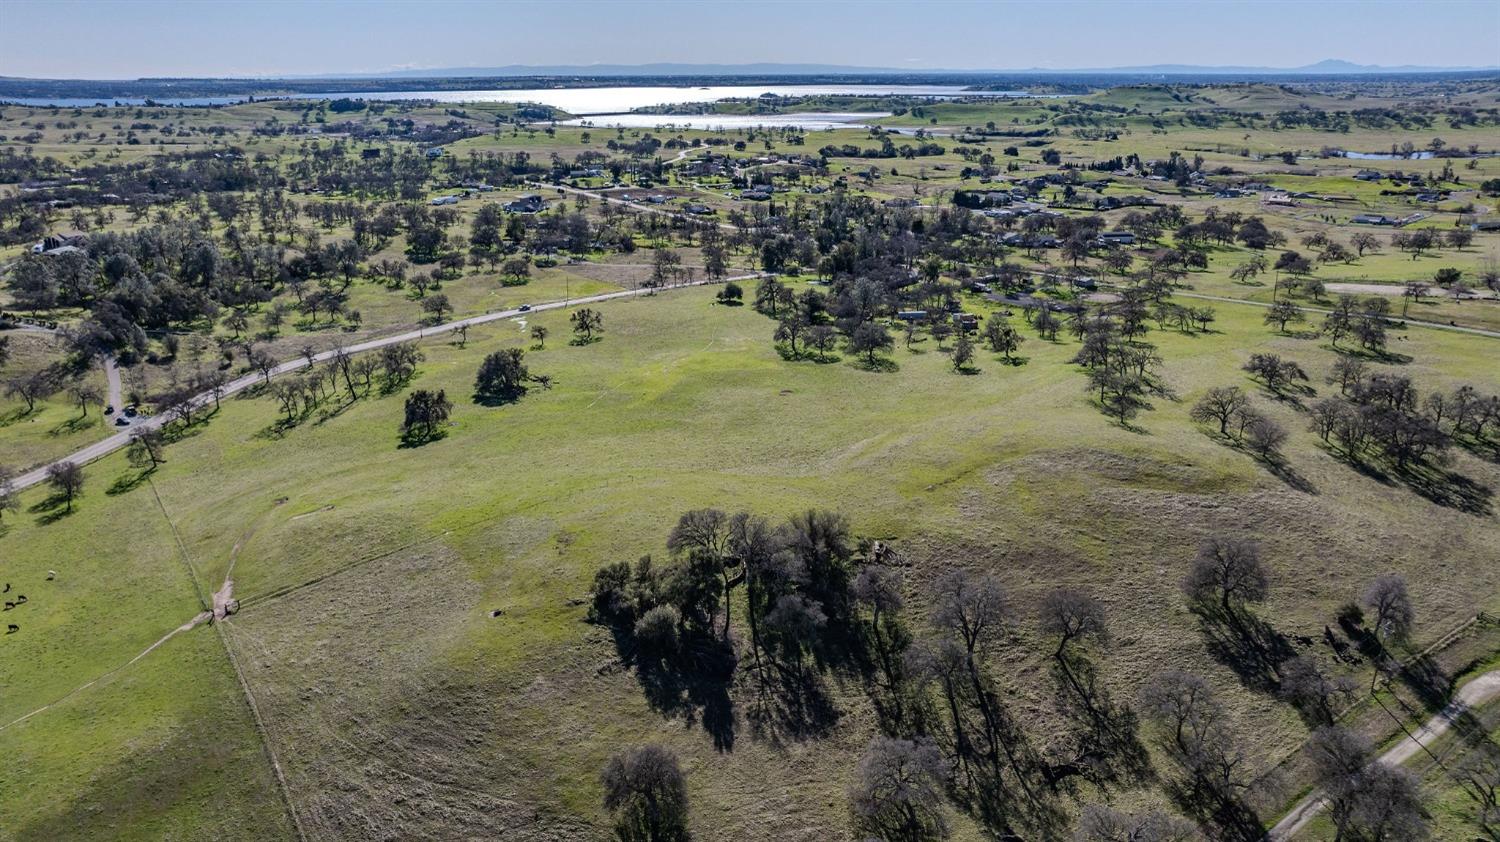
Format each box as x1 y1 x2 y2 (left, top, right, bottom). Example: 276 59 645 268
1182 537 1269 623
1362 574 1414 646
1455 745 1500 841
1307 726 1427 841
849 736 950 841
47 460 84 512
601 744 690 842
1074 803 1200 841
1190 386 1251 436
1279 655 1355 725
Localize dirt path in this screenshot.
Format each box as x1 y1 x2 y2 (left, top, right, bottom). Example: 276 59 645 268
1325 281 1497 300
103 355 123 412
1268 669 1500 839
212 578 236 620
0 610 210 732
11 274 765 493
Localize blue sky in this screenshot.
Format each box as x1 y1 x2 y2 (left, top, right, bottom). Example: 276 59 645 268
3 0 1497 78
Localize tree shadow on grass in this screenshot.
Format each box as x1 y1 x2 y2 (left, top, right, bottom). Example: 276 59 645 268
603 619 738 752
849 356 899 373
1162 776 1266 842
1192 604 1296 695
1330 344 1413 366
28 492 76 525
397 429 448 449
745 661 840 746
1454 433 1500 466
48 414 97 436
107 466 155 496
0 407 34 427
471 388 527 408
993 355 1030 366
1045 655 1154 794
1260 455 1317 494
1391 462 1493 515
1323 444 1492 516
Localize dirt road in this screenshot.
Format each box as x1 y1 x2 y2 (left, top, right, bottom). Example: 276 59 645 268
1267 669 1500 839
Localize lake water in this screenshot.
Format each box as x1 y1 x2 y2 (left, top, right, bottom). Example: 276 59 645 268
4 84 1046 113
1339 150 1436 160
559 112 890 130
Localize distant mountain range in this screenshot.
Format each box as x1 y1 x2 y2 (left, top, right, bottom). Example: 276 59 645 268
325 59 1497 79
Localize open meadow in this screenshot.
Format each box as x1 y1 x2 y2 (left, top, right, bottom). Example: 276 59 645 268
3 73 1500 841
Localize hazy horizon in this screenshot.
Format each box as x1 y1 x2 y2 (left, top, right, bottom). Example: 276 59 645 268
4 0 1498 79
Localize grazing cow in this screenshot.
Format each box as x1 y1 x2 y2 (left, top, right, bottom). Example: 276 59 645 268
2 582 9 593
3 603 11 611
46 571 56 581
6 624 16 634
13 595 24 604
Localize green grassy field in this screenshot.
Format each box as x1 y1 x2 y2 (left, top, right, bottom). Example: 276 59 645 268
3 282 1497 839
4 79 1500 840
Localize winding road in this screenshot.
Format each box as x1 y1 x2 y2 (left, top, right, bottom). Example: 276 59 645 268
1268 669 1500 839
10 273 763 493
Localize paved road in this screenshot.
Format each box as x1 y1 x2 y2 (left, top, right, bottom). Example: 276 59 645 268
11 321 136 432
10 274 762 493
1268 670 1500 840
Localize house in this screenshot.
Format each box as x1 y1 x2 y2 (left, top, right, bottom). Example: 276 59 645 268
430 195 459 206
1415 193 1440 203
1470 219 1500 232
997 293 1084 314
740 188 772 201
1351 214 1395 225
684 203 714 215
647 195 668 204
896 310 928 321
425 147 444 159
1264 194 1295 206
361 148 382 160
1096 231 1135 246
1354 169 1383 181
31 231 87 255
998 232 1059 249
504 194 545 213
952 313 980 331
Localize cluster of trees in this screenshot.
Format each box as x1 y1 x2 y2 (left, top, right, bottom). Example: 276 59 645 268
400 388 451 444
264 341 419 427
1392 226 1473 260
1311 364 1499 471
473 347 550 403
591 510 1172 839
2 353 97 417
582 494 1466 841
590 508 859 704
1321 296 1396 355
1190 384 1289 460
1064 292 1186 423
1178 536 1437 838
817 139 946 160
